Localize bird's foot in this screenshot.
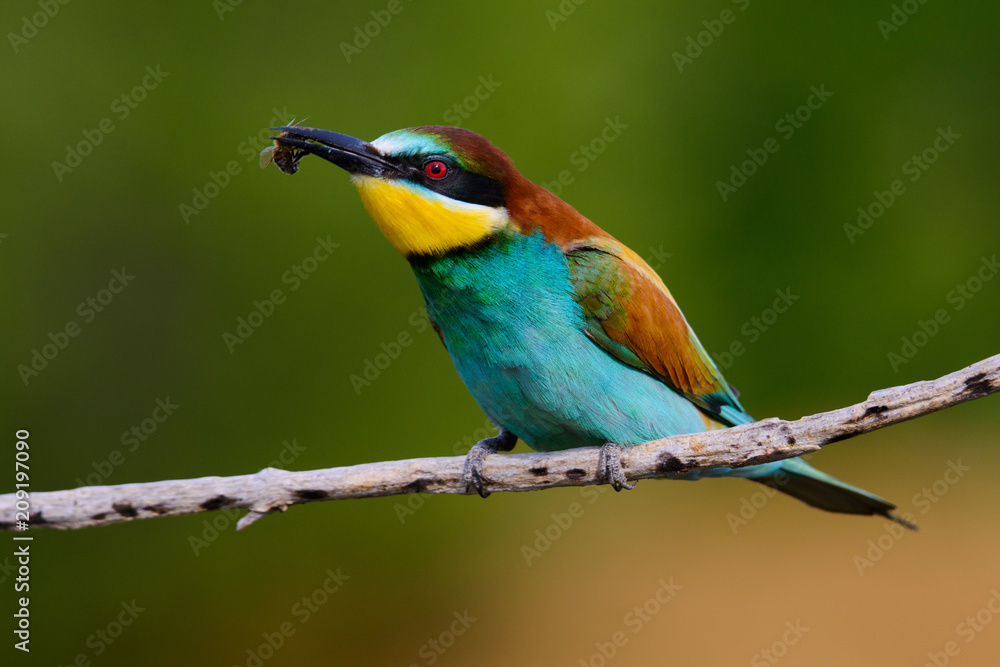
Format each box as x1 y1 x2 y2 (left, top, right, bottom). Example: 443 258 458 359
599 442 636 491
463 429 518 498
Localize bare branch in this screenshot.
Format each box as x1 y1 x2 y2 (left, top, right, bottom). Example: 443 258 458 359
3 354 997 532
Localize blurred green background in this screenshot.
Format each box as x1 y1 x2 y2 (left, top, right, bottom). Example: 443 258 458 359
2 1 999 665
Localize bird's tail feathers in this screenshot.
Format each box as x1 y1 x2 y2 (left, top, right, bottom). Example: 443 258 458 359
750 458 919 531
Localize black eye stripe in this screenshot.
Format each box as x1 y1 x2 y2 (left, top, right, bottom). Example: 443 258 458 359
398 156 504 208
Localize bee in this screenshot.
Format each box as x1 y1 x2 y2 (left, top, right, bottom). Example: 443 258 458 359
259 134 306 174
259 118 309 174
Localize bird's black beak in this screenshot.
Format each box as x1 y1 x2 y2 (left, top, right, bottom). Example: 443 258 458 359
270 126 398 177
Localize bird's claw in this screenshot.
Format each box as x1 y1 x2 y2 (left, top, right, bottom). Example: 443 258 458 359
462 429 518 498
599 442 636 491
463 442 493 498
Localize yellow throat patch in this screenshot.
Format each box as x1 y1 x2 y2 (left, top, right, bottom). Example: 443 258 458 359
353 176 508 257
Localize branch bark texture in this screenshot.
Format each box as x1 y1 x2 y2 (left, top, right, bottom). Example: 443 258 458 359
4 354 997 532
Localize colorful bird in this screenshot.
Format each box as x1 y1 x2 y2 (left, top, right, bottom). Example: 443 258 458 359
270 124 915 529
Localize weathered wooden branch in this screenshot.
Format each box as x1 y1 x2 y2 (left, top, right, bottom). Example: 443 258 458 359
3 354 996 532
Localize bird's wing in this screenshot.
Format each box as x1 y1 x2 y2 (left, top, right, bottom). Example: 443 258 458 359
564 236 751 427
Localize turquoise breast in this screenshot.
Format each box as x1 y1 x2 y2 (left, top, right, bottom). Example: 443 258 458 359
412 230 707 451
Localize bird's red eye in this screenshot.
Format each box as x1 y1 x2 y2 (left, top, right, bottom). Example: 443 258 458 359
424 160 448 179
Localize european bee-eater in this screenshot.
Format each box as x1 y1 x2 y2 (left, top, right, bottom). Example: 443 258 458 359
269 124 914 529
